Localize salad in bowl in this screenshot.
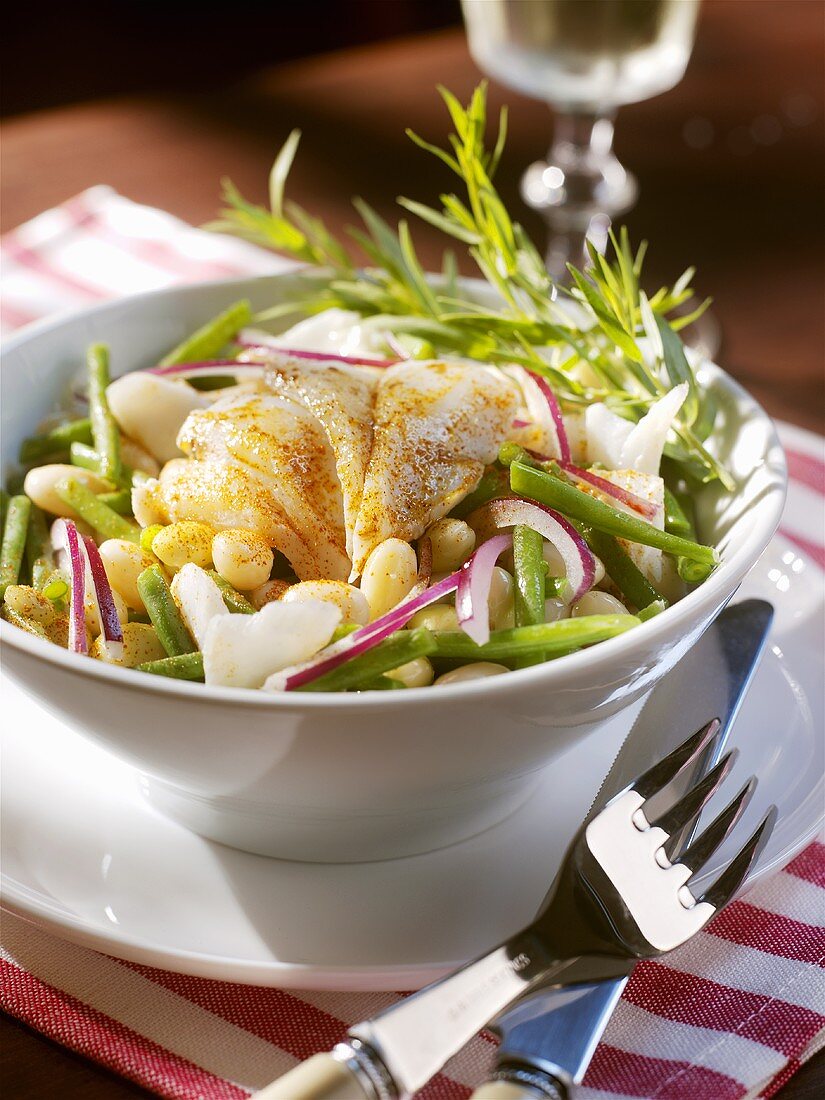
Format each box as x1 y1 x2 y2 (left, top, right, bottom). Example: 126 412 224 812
1 86 725 697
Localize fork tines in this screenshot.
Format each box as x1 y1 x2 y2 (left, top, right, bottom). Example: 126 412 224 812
633 718 720 802
698 806 778 909
633 721 777 913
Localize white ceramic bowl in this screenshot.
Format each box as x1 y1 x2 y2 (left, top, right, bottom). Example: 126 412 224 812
0 274 787 862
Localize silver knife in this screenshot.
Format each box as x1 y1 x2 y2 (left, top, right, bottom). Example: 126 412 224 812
469 597 774 1100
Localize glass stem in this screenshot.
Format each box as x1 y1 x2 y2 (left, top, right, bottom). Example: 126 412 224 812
521 109 638 282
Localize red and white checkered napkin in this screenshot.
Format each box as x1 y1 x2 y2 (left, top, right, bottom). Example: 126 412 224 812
1 189 824 1100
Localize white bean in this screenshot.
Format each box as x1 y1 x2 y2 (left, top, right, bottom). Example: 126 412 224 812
98 539 158 610
386 657 435 688
250 579 290 610
91 622 167 667
407 605 460 632
212 529 274 591
3 585 56 626
542 542 566 578
152 522 214 571
24 465 109 518
544 540 604 587
544 596 568 623
489 566 515 631
360 538 418 619
425 518 476 572
282 580 370 626
571 590 630 617
434 662 510 686
119 437 160 478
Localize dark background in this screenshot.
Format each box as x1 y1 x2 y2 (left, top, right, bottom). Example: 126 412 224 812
1 0 461 117
3 0 823 429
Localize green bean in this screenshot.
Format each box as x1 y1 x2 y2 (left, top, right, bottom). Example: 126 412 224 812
577 524 665 611
451 469 507 519
137 566 197 657
330 623 359 643
54 477 140 543
297 628 437 693
158 299 252 367
638 599 667 622
666 491 711 584
127 609 152 624
138 651 205 681
42 573 70 603
0 495 31 599
25 505 54 590
5 472 26 496
432 614 639 663
678 557 716 584
97 489 133 515
87 344 122 484
663 487 692 537
19 418 93 464
207 570 256 614
497 442 542 469
187 375 238 391
513 525 546 627
545 575 565 599
70 442 133 489
140 524 164 554
511 463 718 566
357 675 407 691
0 488 9 534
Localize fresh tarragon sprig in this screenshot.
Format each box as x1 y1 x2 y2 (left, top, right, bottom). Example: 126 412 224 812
206 82 730 489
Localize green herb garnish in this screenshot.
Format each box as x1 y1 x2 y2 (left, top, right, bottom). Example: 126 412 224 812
208 83 729 489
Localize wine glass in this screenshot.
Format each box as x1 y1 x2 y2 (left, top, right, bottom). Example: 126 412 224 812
461 0 701 281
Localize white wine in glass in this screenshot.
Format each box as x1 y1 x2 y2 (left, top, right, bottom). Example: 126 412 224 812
462 0 700 278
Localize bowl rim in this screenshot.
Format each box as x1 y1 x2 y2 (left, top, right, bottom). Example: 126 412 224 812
0 274 788 711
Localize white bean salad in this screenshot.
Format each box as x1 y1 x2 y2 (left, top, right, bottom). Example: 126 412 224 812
0 84 726 693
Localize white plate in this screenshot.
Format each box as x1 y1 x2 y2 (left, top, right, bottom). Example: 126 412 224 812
2 520 822 991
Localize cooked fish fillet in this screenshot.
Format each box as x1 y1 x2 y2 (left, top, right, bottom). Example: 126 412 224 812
600 468 666 588
248 351 380 568
161 393 349 581
351 360 519 573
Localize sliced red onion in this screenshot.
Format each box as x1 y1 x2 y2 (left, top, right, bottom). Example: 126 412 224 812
480 498 595 603
51 519 88 654
149 360 268 378
559 462 657 520
527 371 570 463
238 333 397 368
83 535 124 658
455 533 513 646
511 417 531 429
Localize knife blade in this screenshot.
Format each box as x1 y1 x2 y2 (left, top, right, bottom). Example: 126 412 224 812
479 598 774 1098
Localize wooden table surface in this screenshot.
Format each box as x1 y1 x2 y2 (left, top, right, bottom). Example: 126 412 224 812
2 1 823 1095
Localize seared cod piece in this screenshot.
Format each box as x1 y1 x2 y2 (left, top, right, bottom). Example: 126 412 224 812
250 351 381 567
351 360 519 574
159 393 350 582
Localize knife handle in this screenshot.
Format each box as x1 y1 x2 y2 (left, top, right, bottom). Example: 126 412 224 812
252 1054 372 1100
469 1072 566 1100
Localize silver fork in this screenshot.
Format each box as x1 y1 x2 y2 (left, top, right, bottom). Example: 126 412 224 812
257 721 776 1100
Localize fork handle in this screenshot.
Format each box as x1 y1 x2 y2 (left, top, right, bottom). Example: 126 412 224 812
251 1054 370 1100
